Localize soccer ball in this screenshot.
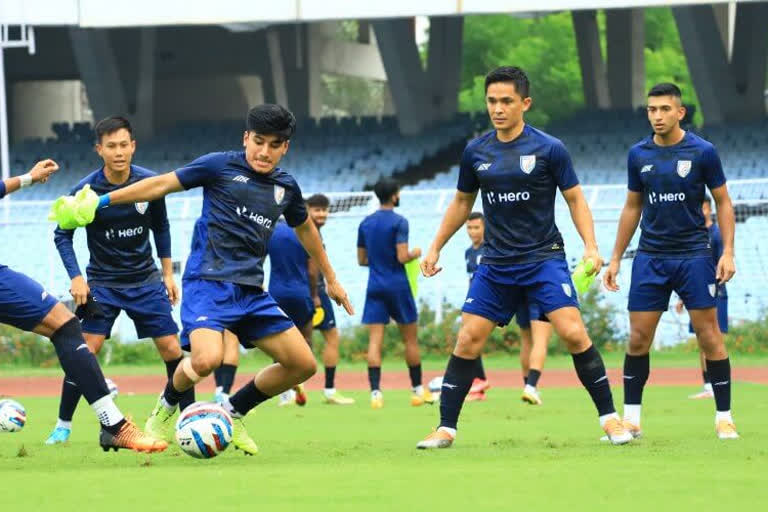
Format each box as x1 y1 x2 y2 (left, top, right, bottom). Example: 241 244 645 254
105 378 119 399
0 399 27 433
175 401 233 459
428 376 444 393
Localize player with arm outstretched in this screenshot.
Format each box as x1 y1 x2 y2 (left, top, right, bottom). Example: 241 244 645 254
46 116 193 445
416 67 631 449
55 104 353 455
604 83 738 439
5 160 166 453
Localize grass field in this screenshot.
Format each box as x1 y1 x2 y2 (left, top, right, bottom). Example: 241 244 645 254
2 383 767 511
4 350 768 377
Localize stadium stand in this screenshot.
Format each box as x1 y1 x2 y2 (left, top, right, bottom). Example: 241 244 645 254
3 112 767 345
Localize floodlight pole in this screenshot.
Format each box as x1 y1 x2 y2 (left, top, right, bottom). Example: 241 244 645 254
0 25 36 184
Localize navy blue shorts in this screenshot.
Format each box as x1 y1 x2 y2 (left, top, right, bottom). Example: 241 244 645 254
629 253 717 312
688 296 728 334
82 283 178 339
270 291 314 328
362 287 418 325
314 291 337 331
180 279 295 349
462 259 579 327
0 265 59 331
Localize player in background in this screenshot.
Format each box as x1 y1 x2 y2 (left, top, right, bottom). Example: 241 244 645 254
464 212 553 404
604 83 738 439
306 194 355 405
676 195 728 400
46 116 193 444
417 66 631 449
66 104 353 454
4 160 166 453
267 218 315 406
358 178 434 409
213 331 240 403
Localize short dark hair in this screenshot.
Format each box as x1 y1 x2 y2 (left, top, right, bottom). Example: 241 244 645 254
306 193 330 208
246 104 296 141
94 116 133 144
648 82 682 99
467 212 484 222
485 66 530 97
373 178 399 204
703 194 712 205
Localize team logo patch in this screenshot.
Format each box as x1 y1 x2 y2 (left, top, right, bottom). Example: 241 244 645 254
135 201 149 215
520 155 536 174
562 283 572 297
708 284 716 297
274 185 285 204
677 160 692 178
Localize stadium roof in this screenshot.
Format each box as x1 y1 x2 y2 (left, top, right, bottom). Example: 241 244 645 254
2 0 763 27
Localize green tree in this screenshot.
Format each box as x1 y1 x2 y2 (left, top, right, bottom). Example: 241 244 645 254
457 9 702 126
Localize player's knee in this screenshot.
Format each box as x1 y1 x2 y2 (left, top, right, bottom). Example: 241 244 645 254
455 328 484 357
558 323 589 351
628 325 653 354
155 338 182 360
694 324 725 356
190 352 219 377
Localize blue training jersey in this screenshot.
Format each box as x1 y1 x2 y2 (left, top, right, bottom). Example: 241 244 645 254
267 221 311 299
458 125 579 265
175 151 307 287
465 243 484 280
357 209 410 293
628 131 726 257
54 165 171 288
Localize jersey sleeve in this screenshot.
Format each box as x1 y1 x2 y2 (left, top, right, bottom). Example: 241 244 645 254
0 181 6 198
283 181 308 227
174 153 219 190
149 197 172 259
456 145 479 193
357 222 366 249
702 145 727 190
627 148 642 192
53 181 87 279
550 141 579 191
395 217 409 244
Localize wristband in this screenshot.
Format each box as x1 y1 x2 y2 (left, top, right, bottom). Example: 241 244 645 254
19 173 33 188
97 194 111 208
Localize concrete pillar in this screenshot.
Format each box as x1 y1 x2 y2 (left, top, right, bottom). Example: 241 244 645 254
729 1 768 118
426 16 463 122
266 28 288 107
373 18 427 134
133 28 156 138
606 8 645 109
279 24 310 120
69 28 128 122
572 9 610 110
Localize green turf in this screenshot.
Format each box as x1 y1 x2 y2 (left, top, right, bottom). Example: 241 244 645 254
3 350 768 377
2 384 767 511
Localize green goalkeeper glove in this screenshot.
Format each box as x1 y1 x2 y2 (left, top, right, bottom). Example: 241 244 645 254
48 184 99 229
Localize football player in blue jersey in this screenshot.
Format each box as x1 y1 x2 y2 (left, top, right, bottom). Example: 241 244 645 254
306 194 355 405
463 212 553 404
66 104 353 454
676 195 728 400
358 179 433 409
417 66 631 449
3 160 167 453
605 83 738 439
46 117 193 445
